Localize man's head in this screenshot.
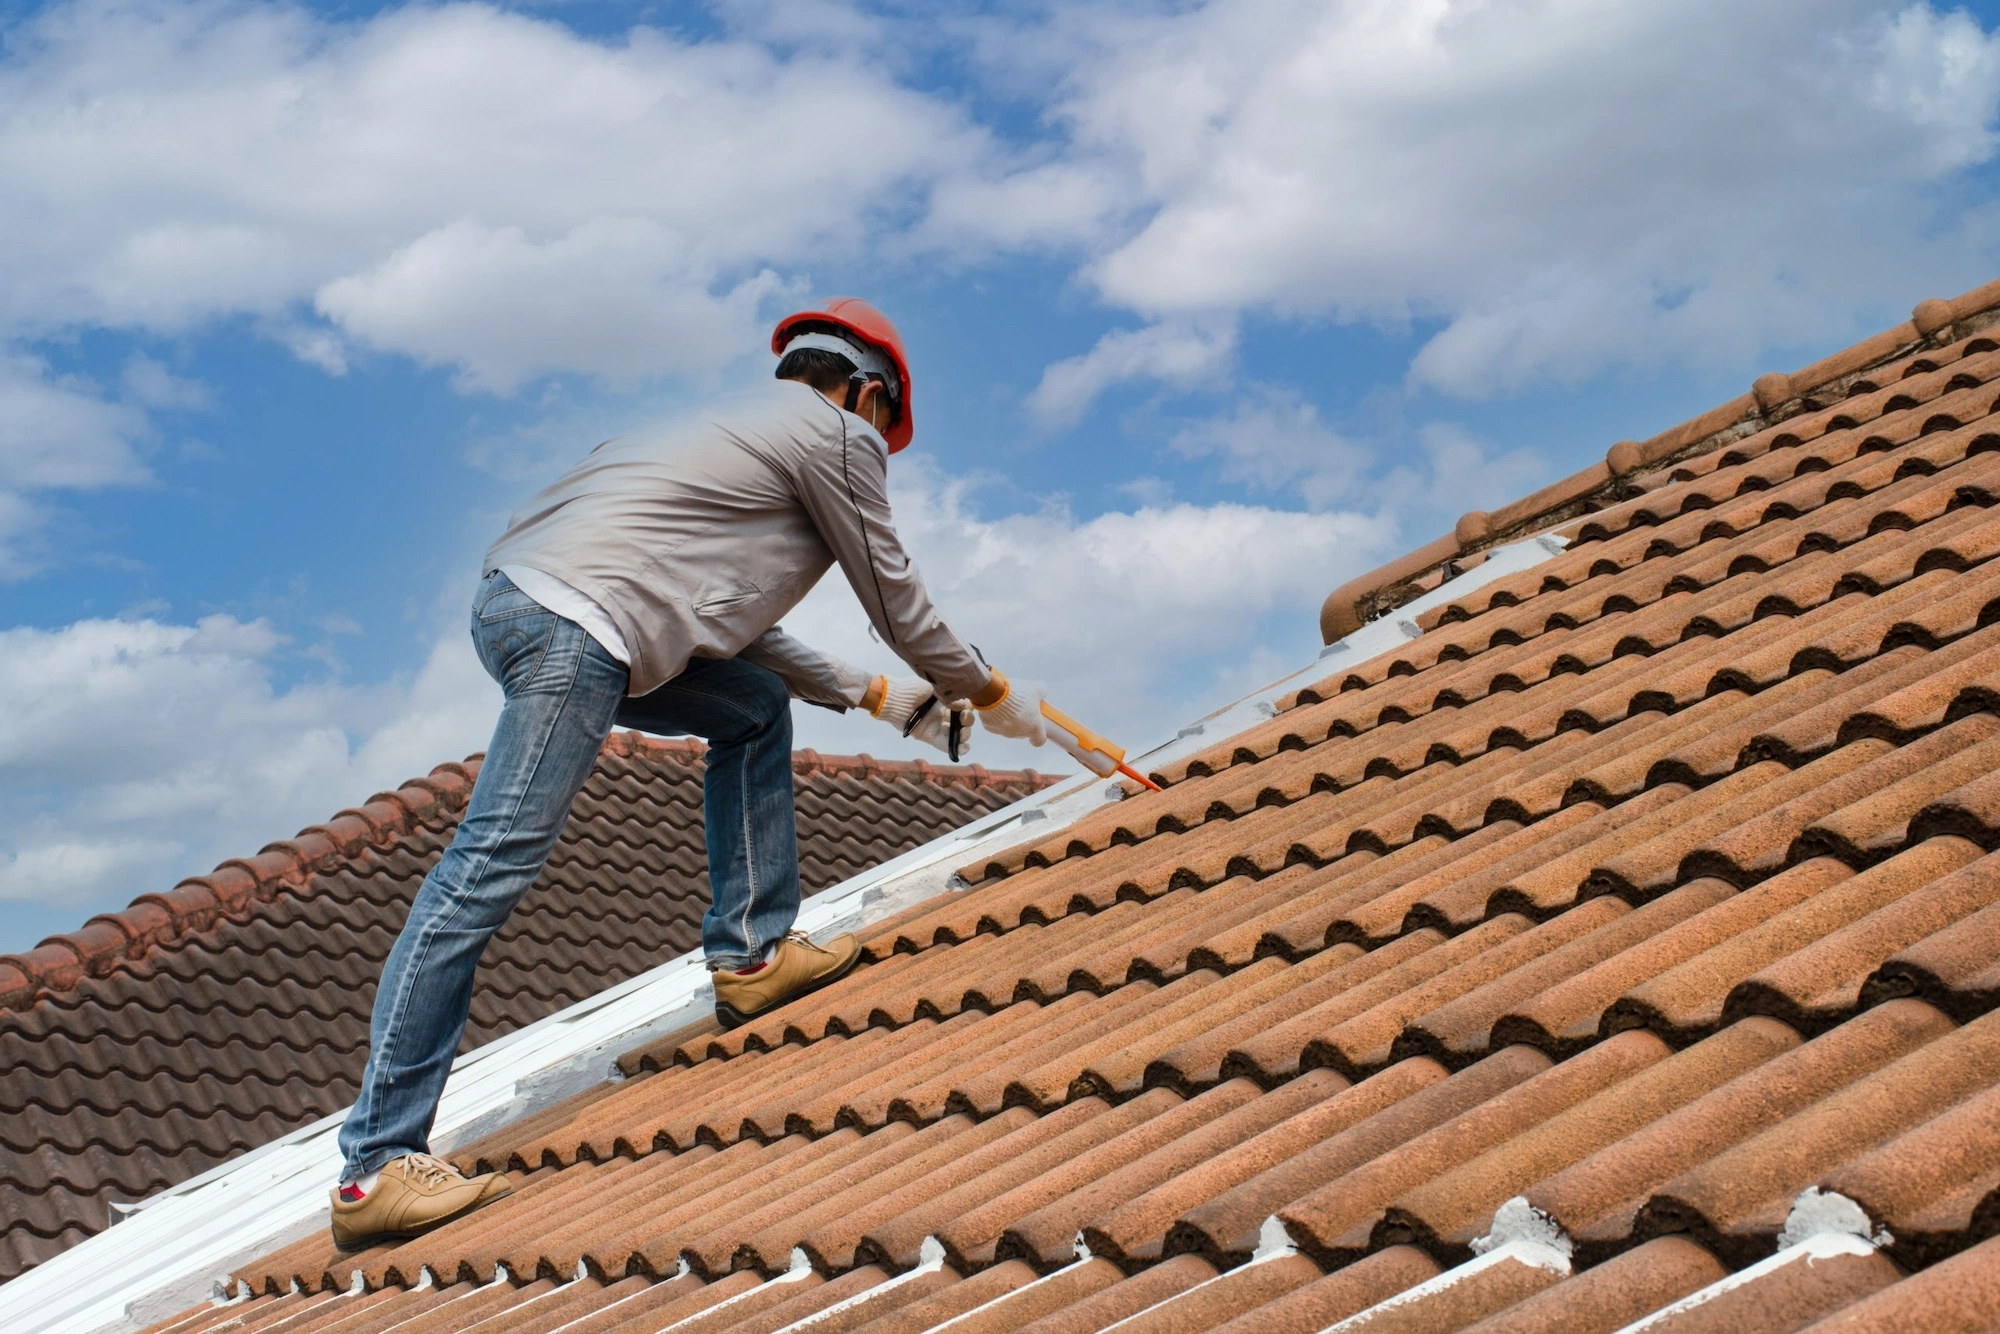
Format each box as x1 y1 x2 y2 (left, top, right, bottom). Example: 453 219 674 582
771 299 914 452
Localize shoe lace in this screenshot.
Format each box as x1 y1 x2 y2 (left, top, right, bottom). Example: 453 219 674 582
398 1153 461 1189
782 930 828 956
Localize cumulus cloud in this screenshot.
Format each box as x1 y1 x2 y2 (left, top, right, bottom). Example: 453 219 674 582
1027 320 1237 426
1167 387 1372 509
0 0 981 387
1388 422 1554 531
317 219 791 392
0 355 153 576
994 0 2000 396
7 0 1994 410
0 612 499 913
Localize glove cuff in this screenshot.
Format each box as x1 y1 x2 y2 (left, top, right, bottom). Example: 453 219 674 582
974 670 1010 711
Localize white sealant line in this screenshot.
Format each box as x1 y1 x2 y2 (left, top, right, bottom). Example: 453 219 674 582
473 1268 595 1326
1609 1188 1891 1334
646 1251 818 1334
925 1240 1102 1333
545 1274 675 1334
17 534 1574 1334
1319 1238 1572 1332
764 1237 949 1333
1099 1227 1304 1334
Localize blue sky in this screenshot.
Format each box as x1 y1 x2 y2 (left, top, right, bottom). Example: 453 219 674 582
5 0 2000 954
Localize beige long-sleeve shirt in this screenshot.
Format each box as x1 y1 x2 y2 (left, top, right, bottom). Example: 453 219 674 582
483 379 989 704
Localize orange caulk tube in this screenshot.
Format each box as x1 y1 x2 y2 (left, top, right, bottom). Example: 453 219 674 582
1039 701 1165 792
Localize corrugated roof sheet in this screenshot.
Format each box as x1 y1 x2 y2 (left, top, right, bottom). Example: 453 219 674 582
0 736 1050 1285
137 284 2000 1332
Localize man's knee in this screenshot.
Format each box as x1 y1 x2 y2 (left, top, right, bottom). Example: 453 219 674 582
731 661 792 736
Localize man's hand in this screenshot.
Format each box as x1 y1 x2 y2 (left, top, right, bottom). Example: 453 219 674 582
973 670 1047 746
867 675 973 758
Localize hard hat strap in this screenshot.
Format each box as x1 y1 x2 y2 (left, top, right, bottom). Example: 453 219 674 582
780 330 901 402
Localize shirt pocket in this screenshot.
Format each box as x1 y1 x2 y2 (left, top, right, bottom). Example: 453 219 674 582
694 589 762 617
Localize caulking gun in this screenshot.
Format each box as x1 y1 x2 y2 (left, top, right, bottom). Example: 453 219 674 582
1039 701 1164 792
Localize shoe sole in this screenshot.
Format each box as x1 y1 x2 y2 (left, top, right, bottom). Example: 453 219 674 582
713 946 865 1030
329 1182 511 1253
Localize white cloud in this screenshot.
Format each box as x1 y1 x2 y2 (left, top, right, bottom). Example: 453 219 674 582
0 612 499 911
1388 422 1553 529
318 219 792 392
0 0 982 387
1027 320 1237 426
778 458 1397 769
119 353 209 411
988 0 2000 396
920 159 1133 255
8 0 1995 410
1167 387 1372 509
0 354 154 576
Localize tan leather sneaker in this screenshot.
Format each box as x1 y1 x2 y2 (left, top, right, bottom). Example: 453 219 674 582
328 1153 512 1253
711 930 862 1028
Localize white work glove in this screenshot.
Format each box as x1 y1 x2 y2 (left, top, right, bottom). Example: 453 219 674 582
974 671 1047 746
868 675 973 758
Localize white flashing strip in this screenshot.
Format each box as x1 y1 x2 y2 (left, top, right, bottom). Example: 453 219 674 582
8 535 1571 1334
1321 535 1571 656
1130 533 1570 778
1319 1238 1571 1332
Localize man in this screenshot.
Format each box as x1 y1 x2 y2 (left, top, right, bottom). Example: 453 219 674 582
328 299 1051 1252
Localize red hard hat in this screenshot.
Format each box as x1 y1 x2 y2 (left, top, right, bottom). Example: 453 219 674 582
771 298 915 452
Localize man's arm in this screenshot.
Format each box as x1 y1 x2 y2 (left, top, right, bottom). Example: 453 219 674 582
793 415 995 701
738 627 875 712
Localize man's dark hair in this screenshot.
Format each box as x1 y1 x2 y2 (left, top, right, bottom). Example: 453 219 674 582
774 346 859 395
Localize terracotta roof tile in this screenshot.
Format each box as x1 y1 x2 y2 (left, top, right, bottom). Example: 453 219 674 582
1792 1232 2000 1332
136 275 2000 1332
1630 1236 1902 1332
1317 1245 1570 1332
1457 1235 1728 1334
1613 840 1979 1041
1208 1246 1442 1334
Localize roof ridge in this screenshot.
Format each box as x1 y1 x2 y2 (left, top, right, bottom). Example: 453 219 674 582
0 758 484 1014
0 737 1052 1014
1320 274 2000 642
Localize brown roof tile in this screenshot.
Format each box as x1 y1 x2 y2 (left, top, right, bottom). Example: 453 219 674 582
1458 1235 1728 1334
1630 1238 1902 1333
1642 1005 2000 1265
1792 1232 2000 1332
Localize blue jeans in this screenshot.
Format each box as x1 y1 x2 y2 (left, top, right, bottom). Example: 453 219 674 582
337 571 802 1178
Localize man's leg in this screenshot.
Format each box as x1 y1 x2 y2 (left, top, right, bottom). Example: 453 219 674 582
337 573 626 1191
616 655 802 968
